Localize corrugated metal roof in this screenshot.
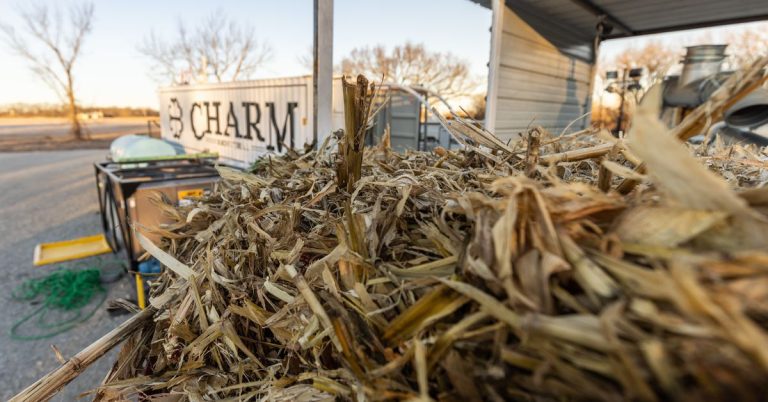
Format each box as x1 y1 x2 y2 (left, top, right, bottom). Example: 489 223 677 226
508 0 594 61
597 0 768 36
472 0 768 42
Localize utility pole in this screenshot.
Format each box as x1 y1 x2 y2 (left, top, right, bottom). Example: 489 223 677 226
605 67 642 136
313 0 334 148
615 69 627 135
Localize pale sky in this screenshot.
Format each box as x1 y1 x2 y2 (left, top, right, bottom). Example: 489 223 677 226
0 0 492 108
0 0 766 109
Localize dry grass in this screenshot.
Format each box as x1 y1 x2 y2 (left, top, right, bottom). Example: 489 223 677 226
83 72 768 402
13 65 768 401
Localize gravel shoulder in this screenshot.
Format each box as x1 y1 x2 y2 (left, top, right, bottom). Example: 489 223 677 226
0 150 134 400
0 117 153 152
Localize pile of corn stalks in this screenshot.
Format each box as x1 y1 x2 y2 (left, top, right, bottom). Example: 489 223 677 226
89 78 768 402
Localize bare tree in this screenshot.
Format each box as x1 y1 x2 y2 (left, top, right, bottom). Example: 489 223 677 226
611 40 678 82
341 42 476 100
464 93 486 120
1 2 94 140
139 10 272 85
297 45 314 73
724 25 768 70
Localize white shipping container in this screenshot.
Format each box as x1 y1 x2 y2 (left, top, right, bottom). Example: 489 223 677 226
159 76 423 167
159 76 326 168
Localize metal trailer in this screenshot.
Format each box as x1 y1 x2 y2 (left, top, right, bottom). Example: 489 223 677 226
367 86 430 152
94 155 219 270
94 155 219 307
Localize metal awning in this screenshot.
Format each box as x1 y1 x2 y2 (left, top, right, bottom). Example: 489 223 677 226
476 0 768 133
473 0 768 44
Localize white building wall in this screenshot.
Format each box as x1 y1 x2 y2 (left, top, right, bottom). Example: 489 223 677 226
488 5 593 140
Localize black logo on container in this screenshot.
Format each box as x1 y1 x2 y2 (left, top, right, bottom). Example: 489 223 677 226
170 100 299 152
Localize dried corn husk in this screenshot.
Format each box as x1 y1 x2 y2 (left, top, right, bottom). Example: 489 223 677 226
80 72 768 402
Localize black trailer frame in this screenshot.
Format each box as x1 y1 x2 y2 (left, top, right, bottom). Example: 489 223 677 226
94 155 219 271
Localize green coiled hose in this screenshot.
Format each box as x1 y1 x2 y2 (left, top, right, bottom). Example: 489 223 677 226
10 268 106 341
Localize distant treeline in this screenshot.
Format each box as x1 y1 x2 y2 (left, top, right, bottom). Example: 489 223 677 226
0 103 159 118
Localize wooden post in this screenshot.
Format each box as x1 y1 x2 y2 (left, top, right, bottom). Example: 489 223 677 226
585 22 603 132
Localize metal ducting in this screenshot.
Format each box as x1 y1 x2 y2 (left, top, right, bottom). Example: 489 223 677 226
656 43 768 146
694 121 768 147
717 124 768 146
664 45 730 108
724 88 768 128
663 73 729 108
678 45 728 87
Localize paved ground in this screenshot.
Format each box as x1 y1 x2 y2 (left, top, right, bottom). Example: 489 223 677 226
0 150 133 400
0 117 155 152
0 117 152 139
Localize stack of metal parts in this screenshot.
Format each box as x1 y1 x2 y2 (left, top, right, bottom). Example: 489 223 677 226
663 44 768 146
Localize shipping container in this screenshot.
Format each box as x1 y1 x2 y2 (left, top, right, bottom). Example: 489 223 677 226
159 76 436 168
159 76 322 168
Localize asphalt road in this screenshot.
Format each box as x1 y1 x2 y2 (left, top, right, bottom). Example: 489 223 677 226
0 118 150 140
0 150 133 400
